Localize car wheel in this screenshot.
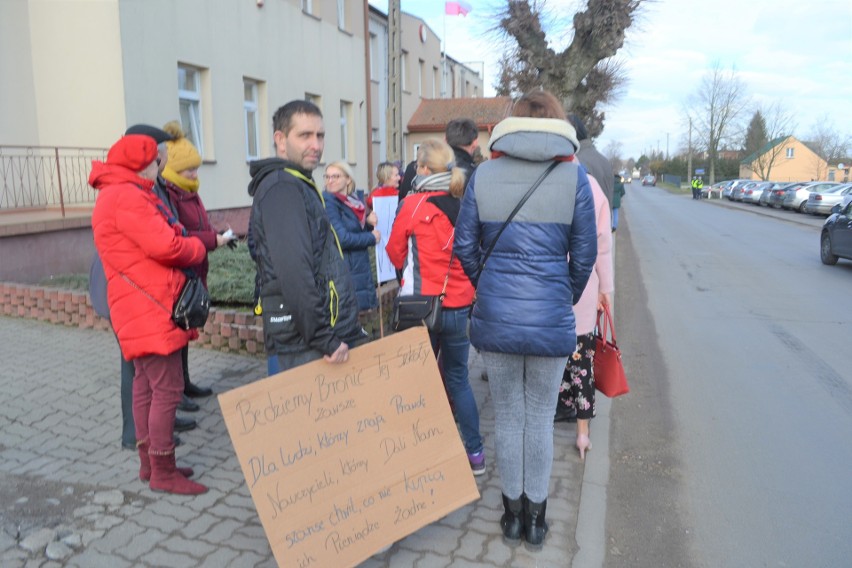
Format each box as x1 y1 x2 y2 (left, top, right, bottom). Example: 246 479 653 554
798 201 807 213
820 232 838 265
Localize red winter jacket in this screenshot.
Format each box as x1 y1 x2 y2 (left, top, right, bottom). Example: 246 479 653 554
90 162 206 360
386 191 474 308
164 181 218 287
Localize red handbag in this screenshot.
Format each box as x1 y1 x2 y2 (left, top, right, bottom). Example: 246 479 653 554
593 304 629 398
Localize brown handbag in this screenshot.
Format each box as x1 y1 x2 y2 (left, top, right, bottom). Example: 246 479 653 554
593 304 629 398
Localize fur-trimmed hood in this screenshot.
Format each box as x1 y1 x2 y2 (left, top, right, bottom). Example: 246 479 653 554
488 117 579 161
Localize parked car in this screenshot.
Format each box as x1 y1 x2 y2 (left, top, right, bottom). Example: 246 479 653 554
820 195 852 265
732 181 759 202
724 179 751 200
741 181 772 204
701 181 727 199
766 182 803 208
783 182 840 212
642 174 656 186
805 183 852 215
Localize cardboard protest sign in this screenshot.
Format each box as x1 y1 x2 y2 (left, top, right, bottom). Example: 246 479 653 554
218 327 480 568
372 195 399 283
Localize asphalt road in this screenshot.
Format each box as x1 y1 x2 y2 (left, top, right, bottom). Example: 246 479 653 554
604 184 852 567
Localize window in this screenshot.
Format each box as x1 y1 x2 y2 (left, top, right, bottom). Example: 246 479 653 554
432 67 438 98
372 128 380 144
301 0 313 14
178 64 204 155
418 60 424 97
340 100 353 162
401 51 408 91
243 79 260 161
369 34 378 80
337 0 346 29
305 93 322 112
786 147 794 159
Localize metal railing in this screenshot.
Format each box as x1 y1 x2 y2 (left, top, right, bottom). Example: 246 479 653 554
0 145 107 217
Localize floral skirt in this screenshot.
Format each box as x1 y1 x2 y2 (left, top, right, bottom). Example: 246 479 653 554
557 332 596 420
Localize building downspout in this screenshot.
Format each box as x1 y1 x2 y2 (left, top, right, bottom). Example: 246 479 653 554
363 0 374 189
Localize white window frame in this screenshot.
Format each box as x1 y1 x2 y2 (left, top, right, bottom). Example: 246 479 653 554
432 66 438 98
301 0 313 14
786 147 794 159
243 79 260 161
418 59 424 97
178 64 204 156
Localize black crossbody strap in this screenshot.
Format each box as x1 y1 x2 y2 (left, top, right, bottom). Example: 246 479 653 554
475 160 559 283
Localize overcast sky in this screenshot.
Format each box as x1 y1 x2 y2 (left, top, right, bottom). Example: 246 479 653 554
369 0 852 161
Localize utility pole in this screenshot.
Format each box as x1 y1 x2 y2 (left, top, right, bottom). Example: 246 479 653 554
386 0 402 162
666 132 670 161
687 117 693 189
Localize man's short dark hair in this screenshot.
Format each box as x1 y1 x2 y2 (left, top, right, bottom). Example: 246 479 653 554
445 118 478 148
273 100 323 136
567 114 589 141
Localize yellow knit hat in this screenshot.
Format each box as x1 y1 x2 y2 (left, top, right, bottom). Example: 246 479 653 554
162 121 201 173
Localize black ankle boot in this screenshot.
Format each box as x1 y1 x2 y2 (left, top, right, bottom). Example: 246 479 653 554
500 494 524 545
524 497 548 550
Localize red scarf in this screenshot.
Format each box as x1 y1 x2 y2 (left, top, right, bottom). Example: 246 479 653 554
334 192 366 225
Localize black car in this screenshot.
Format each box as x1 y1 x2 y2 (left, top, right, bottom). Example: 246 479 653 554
820 196 852 265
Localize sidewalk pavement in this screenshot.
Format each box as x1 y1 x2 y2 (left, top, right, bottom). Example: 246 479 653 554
0 316 597 567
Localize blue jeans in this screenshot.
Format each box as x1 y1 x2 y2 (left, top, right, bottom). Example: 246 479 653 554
612 207 620 230
482 351 569 503
267 350 323 376
429 307 483 455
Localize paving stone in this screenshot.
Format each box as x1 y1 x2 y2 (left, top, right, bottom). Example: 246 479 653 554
19 528 55 553
200 519 246 545
180 513 219 540
161 535 216 556
44 540 73 560
198 547 240 568
64 547 132 568
92 515 123 531
92 489 124 506
144 548 197 568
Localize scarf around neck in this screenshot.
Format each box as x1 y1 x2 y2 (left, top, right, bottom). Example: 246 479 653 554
162 166 200 192
412 171 451 194
333 192 366 225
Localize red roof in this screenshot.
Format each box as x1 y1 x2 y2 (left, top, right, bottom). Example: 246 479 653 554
408 97 513 133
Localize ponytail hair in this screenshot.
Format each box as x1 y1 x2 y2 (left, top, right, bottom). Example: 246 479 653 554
416 138 467 198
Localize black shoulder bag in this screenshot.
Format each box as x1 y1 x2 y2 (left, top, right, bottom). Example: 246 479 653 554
474 160 559 284
392 252 453 334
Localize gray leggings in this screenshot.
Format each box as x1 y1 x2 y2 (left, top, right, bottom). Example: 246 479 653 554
482 351 569 503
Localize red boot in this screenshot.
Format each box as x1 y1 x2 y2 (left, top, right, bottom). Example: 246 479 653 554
137 441 194 482
149 452 207 495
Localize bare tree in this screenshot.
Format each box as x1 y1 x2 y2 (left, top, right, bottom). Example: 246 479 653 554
685 63 750 184
807 116 852 164
603 139 623 170
747 102 796 181
494 0 646 138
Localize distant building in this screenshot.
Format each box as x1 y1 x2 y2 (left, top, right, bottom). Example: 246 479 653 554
406 97 513 161
739 135 834 182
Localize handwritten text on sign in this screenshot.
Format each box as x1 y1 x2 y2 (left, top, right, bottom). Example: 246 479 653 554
218 327 480 568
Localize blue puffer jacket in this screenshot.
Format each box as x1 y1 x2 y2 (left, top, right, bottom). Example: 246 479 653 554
323 191 378 311
454 117 597 357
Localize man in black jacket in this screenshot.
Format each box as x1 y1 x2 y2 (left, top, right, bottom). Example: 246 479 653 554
248 100 366 374
399 118 479 199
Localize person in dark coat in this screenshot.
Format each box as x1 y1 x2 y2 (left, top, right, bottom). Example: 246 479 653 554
454 90 597 550
161 121 234 400
247 100 367 375
399 117 479 200
323 160 380 312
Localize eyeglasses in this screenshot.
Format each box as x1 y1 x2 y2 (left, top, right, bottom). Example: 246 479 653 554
323 174 343 181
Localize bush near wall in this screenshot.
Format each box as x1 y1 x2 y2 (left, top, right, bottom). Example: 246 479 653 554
0 281 400 358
